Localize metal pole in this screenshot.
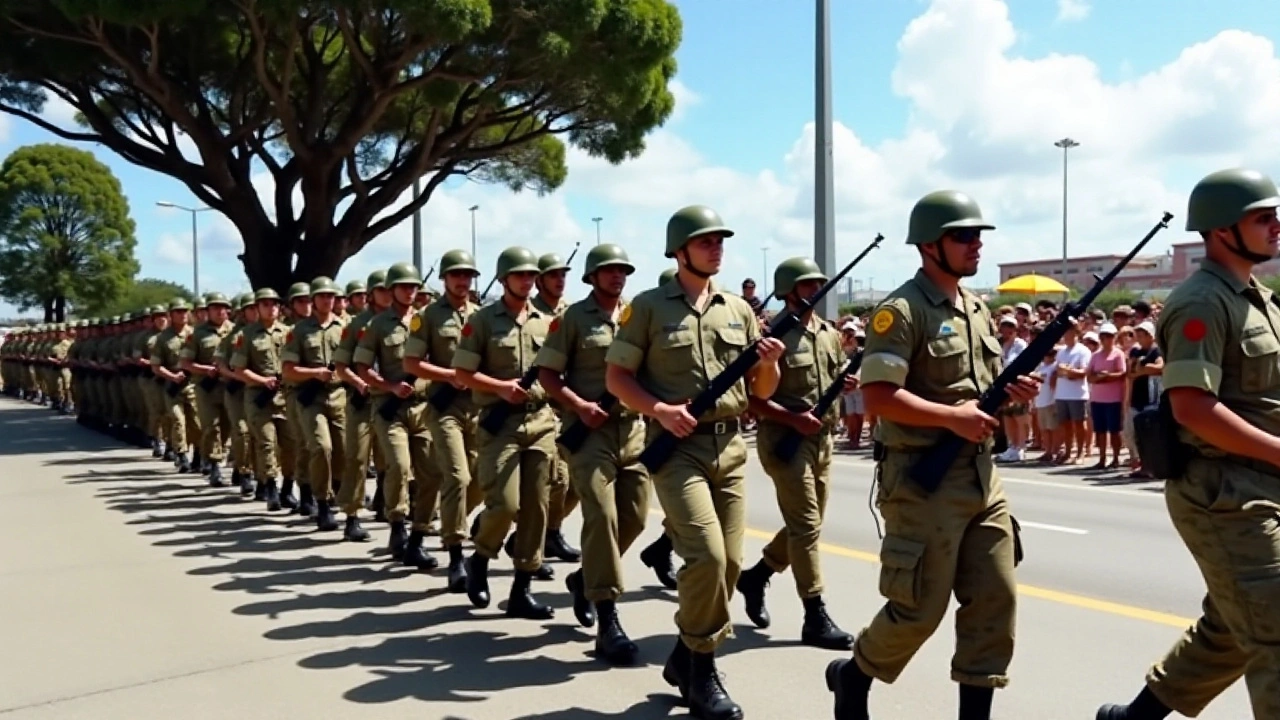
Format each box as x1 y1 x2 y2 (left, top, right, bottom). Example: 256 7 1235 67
191 210 200 298
592 217 603 245
814 0 836 320
761 247 769 286
412 178 423 271
1054 138 1079 283
469 205 479 293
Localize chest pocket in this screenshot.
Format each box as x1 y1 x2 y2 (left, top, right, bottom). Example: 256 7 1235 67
979 334 1003 384
925 333 970 381
579 327 613 361
381 327 407 363
713 327 749 369
655 329 697 377
303 332 325 363
780 349 816 398
1240 329 1280 393
488 331 520 376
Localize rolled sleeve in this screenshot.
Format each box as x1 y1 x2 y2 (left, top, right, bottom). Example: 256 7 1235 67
859 301 914 388
1156 304 1226 396
351 346 376 367
535 344 568 372
229 350 248 370
605 341 643 372
404 336 428 360
1161 360 1221 394
451 347 481 371
280 349 302 364
860 352 911 386
607 296 650 372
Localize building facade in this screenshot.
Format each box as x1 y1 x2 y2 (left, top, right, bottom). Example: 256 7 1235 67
999 242 1280 292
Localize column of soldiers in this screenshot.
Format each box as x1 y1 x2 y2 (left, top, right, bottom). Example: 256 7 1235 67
5 168 1276 720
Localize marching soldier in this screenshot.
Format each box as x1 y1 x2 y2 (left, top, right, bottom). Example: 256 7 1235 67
453 246 559 619
280 282 315 511
142 308 173 459
535 243 647 663
181 293 235 486
345 280 367 318
605 205 785 719
282 277 347 531
403 250 484 589
230 288 297 511
218 295 259 495
825 191 1038 720
736 257 855 651
1098 169 1280 720
152 300 202 473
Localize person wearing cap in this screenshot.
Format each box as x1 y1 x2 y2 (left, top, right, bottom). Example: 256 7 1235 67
216 295 259 493
1051 323 1091 465
1100 169 1280 720
1112 304 1134 328
994 314 1031 463
1085 322 1127 470
1120 321 1163 478
182 293 236 486
606 205 785 718
741 277 765 317
825 190 1039 720
152 299 203 473
839 321 867 448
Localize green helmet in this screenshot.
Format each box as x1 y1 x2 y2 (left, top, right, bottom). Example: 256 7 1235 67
150 305 167 317
309 276 338 296
495 246 540 280
773 257 828 298
367 269 388 291
254 287 281 302
287 282 311 301
345 280 367 296
204 292 231 308
234 294 253 310
193 298 207 311
581 243 635 283
538 253 571 275
168 298 190 311
439 249 479 278
665 205 734 258
659 268 678 286
1186 169 1280 232
906 190 995 245
385 262 422 287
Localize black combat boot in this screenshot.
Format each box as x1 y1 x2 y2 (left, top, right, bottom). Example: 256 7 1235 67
162 447 175 463
959 684 994 720
465 553 491 608
566 568 595 627
387 520 408 560
344 515 370 542
371 473 386 522
641 533 678 590
544 528 581 562
594 600 638 665
736 559 773 629
316 501 339 532
505 532 554 580
176 452 192 474
801 596 854 650
446 545 467 593
687 651 743 720
278 477 298 510
207 462 225 488
506 569 555 620
190 450 204 474
297 485 316 518
264 479 282 511
241 473 256 498
1096 687 1173 720
151 439 162 459
663 637 691 700
402 530 439 570
825 659 873 720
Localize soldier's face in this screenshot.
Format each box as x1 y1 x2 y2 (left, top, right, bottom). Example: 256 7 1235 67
539 269 567 297
194 309 208 323
349 293 367 311
170 310 189 327
153 315 168 330
372 287 392 309
244 306 259 323
1237 208 1280 257
593 266 629 298
445 270 474 299
937 230 982 276
257 300 280 322
791 279 823 305
313 293 336 315
291 297 312 318
392 285 418 307
209 305 230 324
505 271 538 300
684 235 724 273
334 297 347 315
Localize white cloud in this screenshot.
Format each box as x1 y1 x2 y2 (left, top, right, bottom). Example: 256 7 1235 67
667 79 701 122
1056 0 1091 22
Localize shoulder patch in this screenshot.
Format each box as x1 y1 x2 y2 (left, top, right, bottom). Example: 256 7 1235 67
341 327 349 341
235 335 244 348
549 317 561 334
357 327 367 341
410 314 422 332
462 323 473 338
285 331 294 344
619 304 633 327
1182 317 1207 342
872 309 895 334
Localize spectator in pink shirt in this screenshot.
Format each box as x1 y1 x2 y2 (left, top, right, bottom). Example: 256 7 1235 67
1086 323 1128 469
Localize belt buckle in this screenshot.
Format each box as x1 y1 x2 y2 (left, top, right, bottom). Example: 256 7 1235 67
713 420 727 435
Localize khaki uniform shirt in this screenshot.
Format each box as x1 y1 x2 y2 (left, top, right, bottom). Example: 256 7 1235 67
229 321 288 376
282 314 344 378
770 313 845 425
451 300 552 408
532 294 568 318
606 280 761 422
404 295 478 404
535 293 624 406
352 309 423 398
334 308 377 368
151 326 191 372
860 269 1002 449
181 320 234 367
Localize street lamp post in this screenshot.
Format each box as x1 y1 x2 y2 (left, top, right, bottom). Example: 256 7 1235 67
592 216 603 246
412 178 423 270
156 201 212 298
814 0 836 320
469 205 480 292
1054 137 1080 282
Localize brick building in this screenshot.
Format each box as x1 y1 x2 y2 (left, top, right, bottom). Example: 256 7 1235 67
998 241 1280 292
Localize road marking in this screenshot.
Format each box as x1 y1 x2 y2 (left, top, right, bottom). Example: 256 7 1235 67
830 457 1161 499
1017 520 1088 535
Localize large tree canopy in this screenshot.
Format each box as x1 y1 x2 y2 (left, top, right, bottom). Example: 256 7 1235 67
0 143 139 322
0 0 683 290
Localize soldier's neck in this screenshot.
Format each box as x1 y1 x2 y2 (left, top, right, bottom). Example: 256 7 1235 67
446 292 468 310
502 294 528 314
315 311 333 325
538 292 561 306
920 264 962 305
1204 243 1255 286
591 290 620 313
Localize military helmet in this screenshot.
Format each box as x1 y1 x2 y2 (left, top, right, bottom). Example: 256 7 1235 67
345 280 367 297
665 205 734 258
254 287 281 302
582 243 635 283
193 297 207 311
439 249 479 278
168 298 190 311
204 291 231 308
233 293 252 310
286 282 311 301
773 257 828 298
1185 169 1280 232
659 268 678 286
309 276 339 296
367 269 388 291
495 246 540 280
385 262 422 287
150 305 167 317
906 190 995 245
538 253 571 275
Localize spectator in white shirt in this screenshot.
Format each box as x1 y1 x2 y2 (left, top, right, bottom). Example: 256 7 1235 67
995 315 1031 462
1054 325 1092 464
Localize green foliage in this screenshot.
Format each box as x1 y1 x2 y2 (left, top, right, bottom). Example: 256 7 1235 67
838 302 877 318
0 143 139 321
1260 275 1280 295
0 1 684 289
84 277 194 318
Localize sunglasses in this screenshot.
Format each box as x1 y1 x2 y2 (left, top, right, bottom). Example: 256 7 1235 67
946 229 983 245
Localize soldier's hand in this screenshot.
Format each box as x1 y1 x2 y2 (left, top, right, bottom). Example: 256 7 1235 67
576 401 609 429
655 401 697 437
500 381 529 404
843 375 859 393
756 337 786 364
316 368 334 383
263 376 279 390
393 381 414 399
946 400 998 443
1005 374 1040 404
792 411 824 436
173 371 187 383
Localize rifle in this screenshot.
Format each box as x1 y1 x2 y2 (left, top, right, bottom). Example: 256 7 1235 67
225 379 245 394
377 393 404 421
773 351 864 463
557 393 619 454
346 384 369 410
295 364 335 408
252 376 280 409
479 364 541 434
165 376 188 397
638 234 884 474
907 212 1174 493
427 382 460 413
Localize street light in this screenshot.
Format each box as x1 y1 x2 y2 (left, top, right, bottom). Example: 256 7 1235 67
591 216 603 246
469 205 480 291
411 179 423 270
814 0 836 320
156 201 213 298
1054 137 1080 282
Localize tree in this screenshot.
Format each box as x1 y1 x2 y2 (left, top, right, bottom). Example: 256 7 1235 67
0 1 682 291
0 143 139 322
86 277 195 318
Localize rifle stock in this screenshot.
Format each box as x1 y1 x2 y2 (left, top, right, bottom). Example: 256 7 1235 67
638 234 884 474
557 393 619 453
907 212 1174 492
427 383 460 413
376 394 403 421
479 364 541 434
773 351 864 463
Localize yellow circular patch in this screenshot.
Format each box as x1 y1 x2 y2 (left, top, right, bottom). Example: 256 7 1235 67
409 315 422 332
872 309 894 334
618 304 632 327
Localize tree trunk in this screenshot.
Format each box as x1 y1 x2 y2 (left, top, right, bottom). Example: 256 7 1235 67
238 229 297 294
292 234 350 287
43 297 54 323
54 295 66 323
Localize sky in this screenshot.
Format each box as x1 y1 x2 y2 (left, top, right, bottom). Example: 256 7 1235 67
2 0 1280 318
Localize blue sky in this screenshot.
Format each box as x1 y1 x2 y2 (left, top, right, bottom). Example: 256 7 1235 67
2 0 1279 318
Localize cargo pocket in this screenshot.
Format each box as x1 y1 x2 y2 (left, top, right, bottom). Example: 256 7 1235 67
878 534 926 607
1238 574 1280 644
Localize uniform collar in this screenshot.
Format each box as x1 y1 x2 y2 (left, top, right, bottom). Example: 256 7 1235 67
911 269 982 313
493 299 541 320
1199 257 1253 296
663 278 729 305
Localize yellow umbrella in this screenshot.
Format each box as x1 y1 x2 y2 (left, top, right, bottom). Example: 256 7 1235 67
996 273 1069 294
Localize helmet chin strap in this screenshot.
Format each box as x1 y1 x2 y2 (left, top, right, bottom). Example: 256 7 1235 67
1227 225 1272 264
677 248 714 279
929 242 964 278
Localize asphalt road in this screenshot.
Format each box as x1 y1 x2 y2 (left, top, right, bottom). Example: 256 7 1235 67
0 401 1253 719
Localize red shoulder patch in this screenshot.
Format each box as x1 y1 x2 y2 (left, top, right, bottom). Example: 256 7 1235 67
1182 318 1207 342
187 335 195 346
462 323 473 338
549 317 561 334
340 327 349 341
234 335 244 348
357 327 367 341
286 331 294 344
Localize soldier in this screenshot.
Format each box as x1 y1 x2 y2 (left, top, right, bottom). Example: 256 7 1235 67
219 295 259 495
824 191 1039 720
1098 170 1280 720
152 300 202 473
333 283 348 319
282 277 347 531
193 299 208 327
531 252 581 563
45 324 73 414
605 205 785 719
658 268 678 286
453 246 559 619
141 307 173 459
736 257 855 652
181 293 235 486
403 250 483 588
345 280 368 317
353 263 432 562
230 288 297 511
280 282 315 510
536 243 648 663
